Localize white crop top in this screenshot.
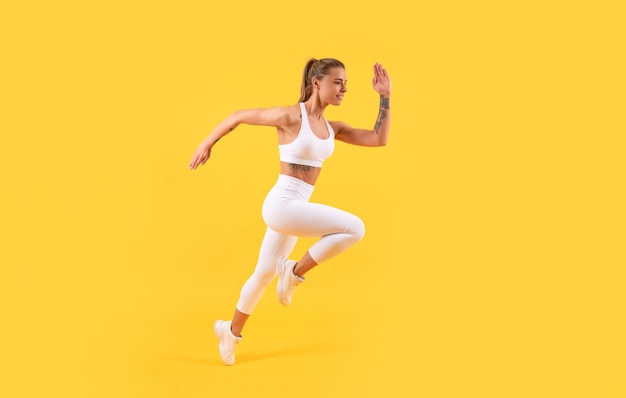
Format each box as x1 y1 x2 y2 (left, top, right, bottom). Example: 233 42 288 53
279 103 335 167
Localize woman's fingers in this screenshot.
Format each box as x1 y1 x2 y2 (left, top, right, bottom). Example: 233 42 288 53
189 146 211 169
375 63 388 79
373 63 388 85
189 153 203 169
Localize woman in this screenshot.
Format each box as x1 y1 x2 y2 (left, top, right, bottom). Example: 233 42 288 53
189 58 392 365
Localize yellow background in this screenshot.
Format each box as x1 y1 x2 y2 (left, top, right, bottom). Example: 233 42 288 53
1 1 624 397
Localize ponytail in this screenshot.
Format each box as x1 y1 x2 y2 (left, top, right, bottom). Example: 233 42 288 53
298 58 317 103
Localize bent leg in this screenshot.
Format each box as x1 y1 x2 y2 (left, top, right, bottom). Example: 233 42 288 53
267 201 365 265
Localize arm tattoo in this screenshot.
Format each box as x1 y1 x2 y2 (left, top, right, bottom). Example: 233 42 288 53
214 127 233 145
374 95 390 134
380 96 390 110
289 163 314 172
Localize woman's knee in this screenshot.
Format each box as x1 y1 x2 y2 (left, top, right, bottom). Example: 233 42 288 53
250 266 277 288
350 216 366 241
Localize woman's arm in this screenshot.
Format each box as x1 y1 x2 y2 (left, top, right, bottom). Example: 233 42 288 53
189 106 291 170
334 63 392 147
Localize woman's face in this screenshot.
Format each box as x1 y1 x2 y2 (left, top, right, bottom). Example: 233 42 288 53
314 67 347 106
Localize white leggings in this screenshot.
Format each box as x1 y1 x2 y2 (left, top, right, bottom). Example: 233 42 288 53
236 174 365 314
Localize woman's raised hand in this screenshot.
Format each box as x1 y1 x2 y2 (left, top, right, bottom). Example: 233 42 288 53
372 63 391 98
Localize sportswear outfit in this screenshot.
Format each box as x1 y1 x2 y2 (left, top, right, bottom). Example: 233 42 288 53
215 103 365 365
236 102 365 314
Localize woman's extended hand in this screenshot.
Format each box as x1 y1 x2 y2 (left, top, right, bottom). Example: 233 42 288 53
372 63 391 98
189 142 212 170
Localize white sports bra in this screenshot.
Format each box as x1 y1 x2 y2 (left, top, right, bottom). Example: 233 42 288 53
279 103 335 167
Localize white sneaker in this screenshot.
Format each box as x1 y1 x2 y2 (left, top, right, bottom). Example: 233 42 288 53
214 320 241 366
276 256 305 306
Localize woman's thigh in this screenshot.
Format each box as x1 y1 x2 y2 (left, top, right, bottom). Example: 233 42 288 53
264 199 363 238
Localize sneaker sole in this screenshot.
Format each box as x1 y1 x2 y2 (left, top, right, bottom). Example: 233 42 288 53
277 259 290 306
214 321 222 339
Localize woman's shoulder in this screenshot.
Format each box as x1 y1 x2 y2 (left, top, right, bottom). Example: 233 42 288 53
264 103 301 125
327 119 347 130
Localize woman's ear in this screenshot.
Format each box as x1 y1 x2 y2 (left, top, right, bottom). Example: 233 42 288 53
312 77 320 90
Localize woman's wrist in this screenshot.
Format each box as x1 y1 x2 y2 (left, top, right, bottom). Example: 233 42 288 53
203 136 219 148
379 93 390 109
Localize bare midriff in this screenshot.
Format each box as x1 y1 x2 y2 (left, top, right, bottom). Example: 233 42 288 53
280 162 321 186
